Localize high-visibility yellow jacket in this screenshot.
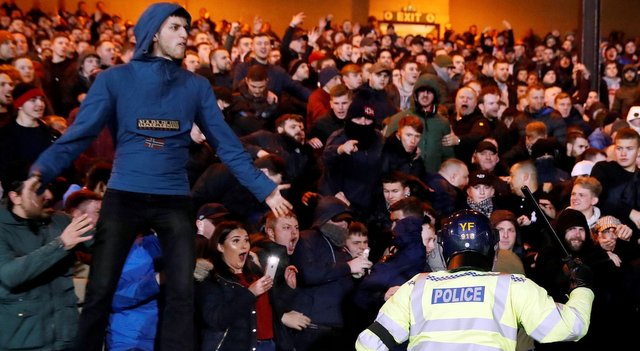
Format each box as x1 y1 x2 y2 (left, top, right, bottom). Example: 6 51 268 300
356 270 594 351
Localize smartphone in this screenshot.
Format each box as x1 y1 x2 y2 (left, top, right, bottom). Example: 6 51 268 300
265 256 279 279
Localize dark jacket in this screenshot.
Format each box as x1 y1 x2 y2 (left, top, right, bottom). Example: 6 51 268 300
308 111 345 145
195 261 284 351
191 163 270 232
228 82 279 136
513 106 567 144
0 209 79 350
425 172 464 218
290 228 353 327
590 160 640 226
384 74 455 173
233 58 310 101
354 217 427 312
451 109 492 166
290 196 354 327
250 233 297 351
321 128 384 216
380 134 427 179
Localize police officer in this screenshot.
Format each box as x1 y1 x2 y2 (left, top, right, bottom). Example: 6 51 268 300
356 209 594 351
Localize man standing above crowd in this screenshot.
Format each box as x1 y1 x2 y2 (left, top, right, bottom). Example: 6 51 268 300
28 4 291 350
385 75 455 173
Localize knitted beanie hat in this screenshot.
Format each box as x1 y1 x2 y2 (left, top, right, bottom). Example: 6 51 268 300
12 82 45 109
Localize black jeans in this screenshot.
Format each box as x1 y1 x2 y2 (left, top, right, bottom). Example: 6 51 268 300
73 189 196 351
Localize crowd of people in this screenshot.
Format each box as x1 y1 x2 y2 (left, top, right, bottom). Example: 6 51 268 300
0 0 639 350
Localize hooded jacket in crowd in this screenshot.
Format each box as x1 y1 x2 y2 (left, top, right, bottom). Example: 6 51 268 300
532 208 608 303
0 210 78 350
384 74 455 173
290 196 354 328
353 216 428 315
612 64 640 118
31 2 275 201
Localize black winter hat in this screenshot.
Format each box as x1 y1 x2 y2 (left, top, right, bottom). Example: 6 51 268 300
531 138 561 160
288 59 306 76
554 208 591 246
347 89 376 120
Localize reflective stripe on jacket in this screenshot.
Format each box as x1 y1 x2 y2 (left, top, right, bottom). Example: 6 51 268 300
356 270 593 351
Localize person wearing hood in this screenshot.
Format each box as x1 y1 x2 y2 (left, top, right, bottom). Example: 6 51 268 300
612 64 640 118
321 89 385 218
384 73 455 173
531 208 608 351
290 195 373 351
533 208 608 302
27 4 291 350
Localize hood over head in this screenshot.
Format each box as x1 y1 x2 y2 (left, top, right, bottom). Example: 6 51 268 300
411 73 442 112
133 3 191 61
312 196 350 228
554 208 593 253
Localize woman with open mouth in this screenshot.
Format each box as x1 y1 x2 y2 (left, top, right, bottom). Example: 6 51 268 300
195 221 286 351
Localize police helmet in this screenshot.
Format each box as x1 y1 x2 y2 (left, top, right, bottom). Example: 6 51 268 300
438 209 497 269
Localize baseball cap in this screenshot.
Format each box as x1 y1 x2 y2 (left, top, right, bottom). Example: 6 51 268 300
197 203 230 221
468 170 496 187
595 215 622 233
360 37 377 47
570 160 595 177
370 62 392 75
475 140 498 154
434 54 454 68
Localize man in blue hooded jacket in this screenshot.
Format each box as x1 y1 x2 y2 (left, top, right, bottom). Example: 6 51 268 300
28 3 291 350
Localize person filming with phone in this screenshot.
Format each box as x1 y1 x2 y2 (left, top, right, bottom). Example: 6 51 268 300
195 221 292 351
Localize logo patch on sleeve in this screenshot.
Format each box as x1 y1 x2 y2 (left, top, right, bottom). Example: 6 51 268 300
137 119 180 131
431 286 485 304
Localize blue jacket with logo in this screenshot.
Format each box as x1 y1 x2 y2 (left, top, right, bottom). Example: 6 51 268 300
31 2 274 199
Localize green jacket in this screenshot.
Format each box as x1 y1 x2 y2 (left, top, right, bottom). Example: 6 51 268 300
384 74 454 173
0 207 78 350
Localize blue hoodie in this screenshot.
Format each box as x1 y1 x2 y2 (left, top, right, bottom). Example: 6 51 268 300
31 3 275 199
